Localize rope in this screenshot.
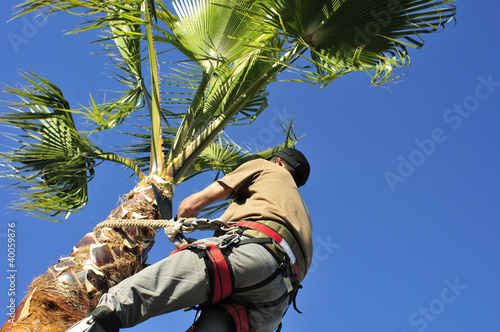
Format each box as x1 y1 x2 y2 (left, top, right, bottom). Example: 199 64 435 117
94 218 177 231
93 217 236 243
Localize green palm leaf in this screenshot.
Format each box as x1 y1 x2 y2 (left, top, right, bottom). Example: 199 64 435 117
14 0 151 130
1 75 96 219
166 48 282 183
164 0 274 70
1 73 144 220
258 0 456 85
85 1 146 132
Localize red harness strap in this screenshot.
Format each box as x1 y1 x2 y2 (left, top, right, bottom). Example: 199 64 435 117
170 242 233 305
221 301 249 332
205 243 232 304
169 243 190 256
236 221 301 281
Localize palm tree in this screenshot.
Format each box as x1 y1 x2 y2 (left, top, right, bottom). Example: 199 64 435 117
0 0 456 330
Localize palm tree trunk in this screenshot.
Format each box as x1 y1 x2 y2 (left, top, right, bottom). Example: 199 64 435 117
1 184 166 332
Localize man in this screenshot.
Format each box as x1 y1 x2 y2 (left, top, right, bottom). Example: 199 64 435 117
69 147 312 332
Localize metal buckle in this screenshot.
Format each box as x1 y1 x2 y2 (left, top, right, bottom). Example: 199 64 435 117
219 233 241 249
283 276 294 293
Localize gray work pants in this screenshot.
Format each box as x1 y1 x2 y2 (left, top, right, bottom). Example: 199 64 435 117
97 234 290 331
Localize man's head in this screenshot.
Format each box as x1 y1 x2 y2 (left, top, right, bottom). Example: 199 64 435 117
268 147 310 187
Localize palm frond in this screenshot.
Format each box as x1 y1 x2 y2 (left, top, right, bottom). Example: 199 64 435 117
166 0 275 70
160 40 277 177
0 73 144 220
82 86 144 132
165 46 284 183
117 123 178 174
160 62 206 107
258 0 456 85
1 91 96 219
198 201 232 219
201 46 276 125
14 0 151 132
143 0 165 176
88 0 146 130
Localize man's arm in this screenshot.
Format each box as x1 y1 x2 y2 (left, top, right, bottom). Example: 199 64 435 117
177 181 233 218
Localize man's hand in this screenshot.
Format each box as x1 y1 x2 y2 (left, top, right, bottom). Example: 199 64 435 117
177 181 232 218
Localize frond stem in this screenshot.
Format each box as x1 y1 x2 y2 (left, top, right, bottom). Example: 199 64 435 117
144 0 164 177
96 152 145 180
168 70 211 164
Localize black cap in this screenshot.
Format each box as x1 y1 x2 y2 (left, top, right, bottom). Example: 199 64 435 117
271 148 310 187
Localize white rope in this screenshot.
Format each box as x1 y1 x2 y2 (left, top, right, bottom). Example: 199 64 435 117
93 217 235 243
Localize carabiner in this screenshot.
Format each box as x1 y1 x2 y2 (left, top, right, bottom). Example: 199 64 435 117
219 233 241 249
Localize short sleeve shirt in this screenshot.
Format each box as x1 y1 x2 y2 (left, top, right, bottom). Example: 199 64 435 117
218 159 313 272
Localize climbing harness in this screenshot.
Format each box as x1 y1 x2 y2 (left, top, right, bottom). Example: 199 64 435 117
232 220 305 315
93 217 305 332
235 221 305 282
169 219 305 311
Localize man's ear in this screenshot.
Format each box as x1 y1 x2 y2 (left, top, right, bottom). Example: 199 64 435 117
276 157 284 166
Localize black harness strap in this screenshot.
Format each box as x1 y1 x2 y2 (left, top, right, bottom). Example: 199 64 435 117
226 229 304 315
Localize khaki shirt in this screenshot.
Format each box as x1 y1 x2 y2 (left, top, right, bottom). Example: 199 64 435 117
219 159 313 273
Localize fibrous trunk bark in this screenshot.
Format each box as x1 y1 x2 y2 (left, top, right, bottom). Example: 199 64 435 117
1 184 168 331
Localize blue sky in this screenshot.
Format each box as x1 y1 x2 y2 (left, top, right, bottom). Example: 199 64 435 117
1 1 499 331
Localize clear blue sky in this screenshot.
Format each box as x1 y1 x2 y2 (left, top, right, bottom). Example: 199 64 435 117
1 1 499 331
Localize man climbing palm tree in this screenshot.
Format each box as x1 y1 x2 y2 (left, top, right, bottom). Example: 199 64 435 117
69 148 312 332
0 1 457 330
